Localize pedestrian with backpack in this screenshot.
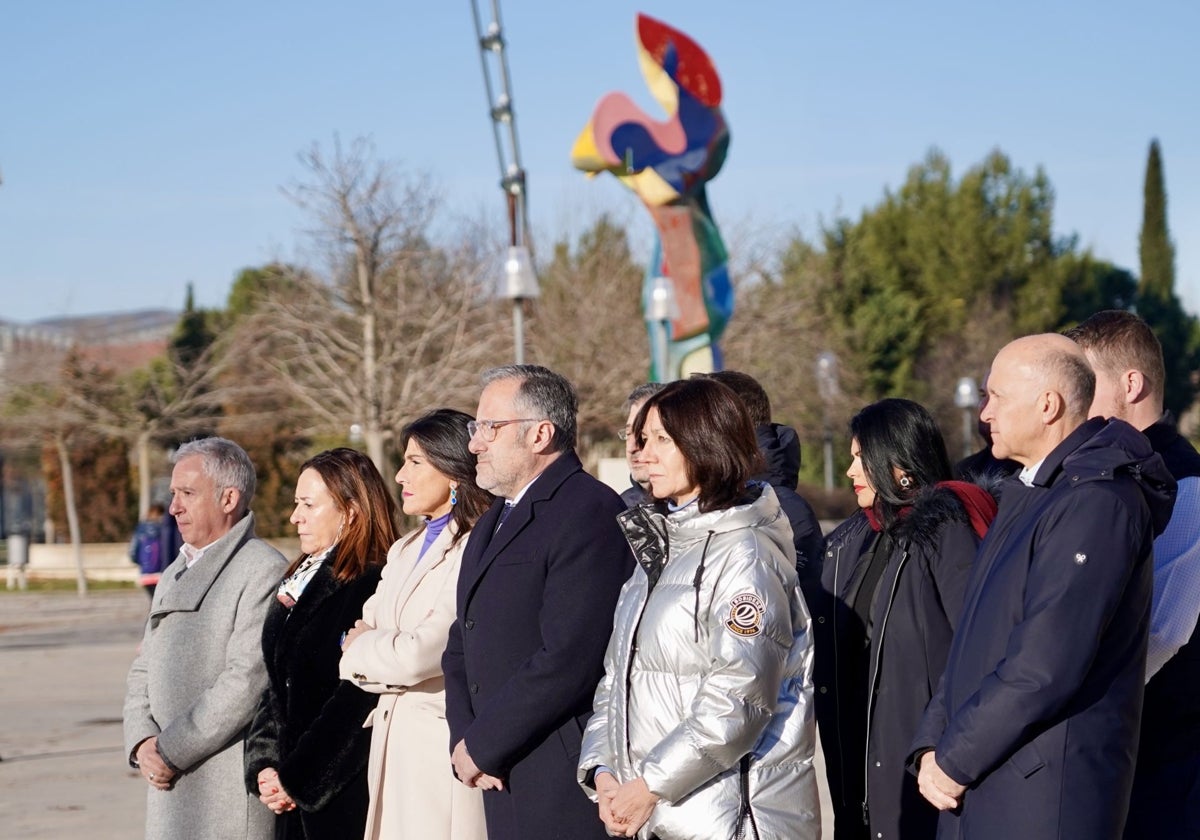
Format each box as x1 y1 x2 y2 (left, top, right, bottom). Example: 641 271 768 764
129 503 166 598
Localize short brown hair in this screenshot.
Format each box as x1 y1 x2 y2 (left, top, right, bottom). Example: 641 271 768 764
623 382 665 415
633 378 764 512
701 370 771 425
1064 310 1165 400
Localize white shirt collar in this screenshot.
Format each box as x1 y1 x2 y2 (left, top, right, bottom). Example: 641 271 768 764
1018 457 1046 486
506 474 542 507
180 539 219 568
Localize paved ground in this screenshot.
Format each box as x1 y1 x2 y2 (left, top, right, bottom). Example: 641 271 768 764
0 590 148 839
0 588 834 838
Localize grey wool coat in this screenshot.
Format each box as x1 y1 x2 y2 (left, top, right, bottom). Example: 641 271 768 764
124 512 288 840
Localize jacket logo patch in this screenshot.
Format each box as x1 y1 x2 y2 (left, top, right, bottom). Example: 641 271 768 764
726 593 765 637
1074 553 1088 565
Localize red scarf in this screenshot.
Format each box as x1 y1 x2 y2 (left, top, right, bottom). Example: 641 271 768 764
865 480 997 538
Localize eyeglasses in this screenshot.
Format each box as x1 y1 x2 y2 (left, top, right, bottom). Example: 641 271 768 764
617 427 634 441
467 418 542 442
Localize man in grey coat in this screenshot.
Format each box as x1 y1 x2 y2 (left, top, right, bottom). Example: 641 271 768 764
124 437 287 839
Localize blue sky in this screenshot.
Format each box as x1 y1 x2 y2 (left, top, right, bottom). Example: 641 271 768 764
2 0 1197 323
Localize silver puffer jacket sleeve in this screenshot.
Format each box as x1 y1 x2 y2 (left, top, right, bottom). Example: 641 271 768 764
641 538 791 802
578 572 640 797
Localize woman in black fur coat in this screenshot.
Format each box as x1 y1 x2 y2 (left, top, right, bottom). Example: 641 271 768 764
812 399 998 840
245 448 399 839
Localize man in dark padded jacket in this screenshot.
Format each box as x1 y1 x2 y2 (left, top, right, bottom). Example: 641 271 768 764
1067 310 1200 839
704 370 825 606
911 334 1176 840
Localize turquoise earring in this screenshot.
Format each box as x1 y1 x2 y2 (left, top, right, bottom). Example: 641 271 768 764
450 485 458 506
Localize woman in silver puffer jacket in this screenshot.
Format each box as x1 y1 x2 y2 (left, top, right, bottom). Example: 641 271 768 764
578 378 821 840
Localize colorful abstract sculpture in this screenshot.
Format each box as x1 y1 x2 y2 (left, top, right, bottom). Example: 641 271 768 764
572 13 733 380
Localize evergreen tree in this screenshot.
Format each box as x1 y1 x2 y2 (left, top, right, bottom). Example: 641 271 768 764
1134 140 1198 418
1138 139 1175 302
171 283 216 369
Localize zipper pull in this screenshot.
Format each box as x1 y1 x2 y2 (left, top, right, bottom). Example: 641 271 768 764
862 800 870 826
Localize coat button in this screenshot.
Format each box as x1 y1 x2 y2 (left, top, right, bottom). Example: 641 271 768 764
383 710 388 721
817 616 826 623
465 618 475 630
875 761 881 767
285 678 292 689
819 685 828 694
470 683 480 695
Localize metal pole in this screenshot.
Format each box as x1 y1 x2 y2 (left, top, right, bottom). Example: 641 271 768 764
654 319 669 383
823 427 834 493
471 0 536 364
513 299 525 365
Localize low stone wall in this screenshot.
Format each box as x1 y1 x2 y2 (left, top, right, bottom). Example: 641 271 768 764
18 538 302 582
26 543 137 582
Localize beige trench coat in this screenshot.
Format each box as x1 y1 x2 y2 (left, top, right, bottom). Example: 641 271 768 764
339 521 486 840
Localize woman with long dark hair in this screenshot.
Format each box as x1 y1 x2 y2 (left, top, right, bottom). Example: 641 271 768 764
245 447 399 839
813 398 997 840
339 409 491 840
578 378 820 839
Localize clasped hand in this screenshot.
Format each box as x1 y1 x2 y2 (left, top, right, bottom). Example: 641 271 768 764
340 618 373 649
451 739 504 791
596 772 658 837
257 767 297 815
917 751 966 811
136 736 175 791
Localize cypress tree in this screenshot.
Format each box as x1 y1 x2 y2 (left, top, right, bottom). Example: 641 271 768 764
1135 140 1199 418
1138 139 1175 302
170 282 213 369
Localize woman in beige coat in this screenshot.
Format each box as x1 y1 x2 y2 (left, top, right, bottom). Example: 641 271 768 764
340 409 491 840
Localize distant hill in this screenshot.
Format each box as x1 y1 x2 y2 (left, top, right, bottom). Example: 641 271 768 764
1 309 180 376
29 309 179 345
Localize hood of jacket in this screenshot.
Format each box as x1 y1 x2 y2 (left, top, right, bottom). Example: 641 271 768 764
1046 417 1177 537
754 423 802 490
892 479 999 554
618 483 794 586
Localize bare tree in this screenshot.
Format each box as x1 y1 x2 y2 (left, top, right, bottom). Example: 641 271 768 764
526 216 648 457
237 139 503 474
0 351 111 595
65 344 246 517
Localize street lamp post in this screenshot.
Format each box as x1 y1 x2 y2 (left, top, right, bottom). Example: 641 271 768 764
503 245 539 365
954 376 979 461
471 0 537 364
647 277 676 383
815 351 839 493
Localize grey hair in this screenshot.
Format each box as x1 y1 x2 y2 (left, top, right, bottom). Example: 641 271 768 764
1038 349 1096 419
623 382 665 414
171 437 257 515
481 365 578 453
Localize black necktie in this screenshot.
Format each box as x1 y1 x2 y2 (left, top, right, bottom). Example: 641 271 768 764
494 502 514 533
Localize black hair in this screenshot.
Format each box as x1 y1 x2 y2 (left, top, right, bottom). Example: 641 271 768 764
849 398 952 531
401 409 493 547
